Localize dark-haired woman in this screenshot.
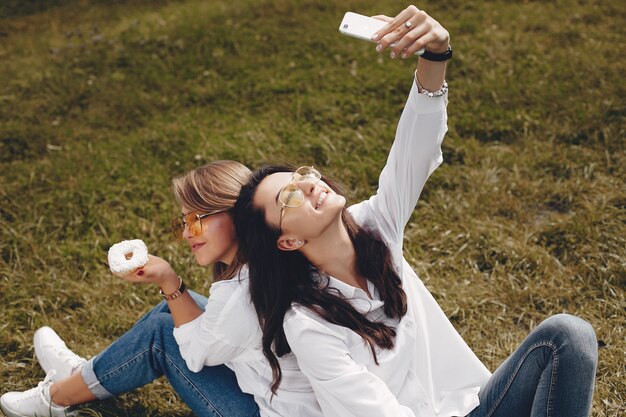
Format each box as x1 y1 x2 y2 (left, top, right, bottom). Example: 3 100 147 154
233 5 598 417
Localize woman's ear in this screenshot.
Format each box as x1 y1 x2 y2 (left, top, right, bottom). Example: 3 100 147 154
277 237 305 251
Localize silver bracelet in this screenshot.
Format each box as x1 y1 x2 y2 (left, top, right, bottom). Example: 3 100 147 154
415 73 448 98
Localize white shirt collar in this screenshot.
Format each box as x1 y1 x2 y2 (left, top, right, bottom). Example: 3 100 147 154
320 275 385 314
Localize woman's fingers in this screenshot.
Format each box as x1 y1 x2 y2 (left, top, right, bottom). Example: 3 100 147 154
111 254 176 289
113 269 145 283
372 6 449 58
390 21 431 58
372 5 421 48
402 31 437 56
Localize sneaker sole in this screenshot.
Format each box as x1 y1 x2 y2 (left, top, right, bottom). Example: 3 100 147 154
0 394 77 417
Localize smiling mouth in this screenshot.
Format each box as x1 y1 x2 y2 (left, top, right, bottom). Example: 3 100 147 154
315 191 328 209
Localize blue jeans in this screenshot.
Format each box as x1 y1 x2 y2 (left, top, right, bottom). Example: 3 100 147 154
466 314 597 417
80 290 260 417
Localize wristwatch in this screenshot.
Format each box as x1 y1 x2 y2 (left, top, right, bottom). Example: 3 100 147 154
420 45 453 62
160 277 187 301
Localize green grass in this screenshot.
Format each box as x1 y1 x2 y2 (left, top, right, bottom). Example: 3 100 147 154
1 0 624 415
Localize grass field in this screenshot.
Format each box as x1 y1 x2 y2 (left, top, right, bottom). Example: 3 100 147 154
0 0 624 416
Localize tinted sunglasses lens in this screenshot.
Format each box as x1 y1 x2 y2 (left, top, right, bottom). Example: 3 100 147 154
185 213 203 237
279 184 305 208
171 218 184 240
294 167 320 183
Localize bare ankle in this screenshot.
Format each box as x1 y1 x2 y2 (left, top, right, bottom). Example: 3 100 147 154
48 373 97 406
48 383 69 407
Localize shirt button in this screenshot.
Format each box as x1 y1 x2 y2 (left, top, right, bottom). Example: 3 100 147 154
375 347 382 355
405 319 413 327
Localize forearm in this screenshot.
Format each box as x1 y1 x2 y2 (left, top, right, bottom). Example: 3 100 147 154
415 58 447 91
415 34 449 90
373 79 447 243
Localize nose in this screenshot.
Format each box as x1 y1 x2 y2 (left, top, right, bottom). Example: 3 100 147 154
182 222 194 240
295 179 315 196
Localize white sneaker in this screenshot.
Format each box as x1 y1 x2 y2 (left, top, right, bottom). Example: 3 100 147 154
34 327 87 383
0 370 74 417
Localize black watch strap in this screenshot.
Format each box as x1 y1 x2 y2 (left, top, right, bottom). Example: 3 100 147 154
420 45 453 62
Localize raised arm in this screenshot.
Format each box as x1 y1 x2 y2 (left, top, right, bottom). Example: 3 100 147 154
359 6 450 244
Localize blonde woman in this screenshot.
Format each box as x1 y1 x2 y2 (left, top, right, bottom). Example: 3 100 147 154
1 160 320 417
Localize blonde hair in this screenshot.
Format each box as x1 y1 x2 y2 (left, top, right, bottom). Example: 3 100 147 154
172 160 252 280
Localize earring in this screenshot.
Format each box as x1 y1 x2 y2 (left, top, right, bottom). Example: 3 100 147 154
297 240 304 245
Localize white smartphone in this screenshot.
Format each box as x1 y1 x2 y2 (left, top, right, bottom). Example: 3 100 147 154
338 12 424 55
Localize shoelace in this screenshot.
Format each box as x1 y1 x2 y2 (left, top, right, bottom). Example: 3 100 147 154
56 348 84 366
48 343 85 373
15 370 56 404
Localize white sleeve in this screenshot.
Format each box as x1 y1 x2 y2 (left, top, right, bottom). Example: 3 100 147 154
365 79 448 244
173 281 259 371
284 313 416 417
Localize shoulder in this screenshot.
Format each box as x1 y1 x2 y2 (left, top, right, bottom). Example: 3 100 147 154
283 306 357 372
347 202 379 234
283 304 346 342
209 267 250 297
347 201 396 247
207 268 256 323
285 305 328 329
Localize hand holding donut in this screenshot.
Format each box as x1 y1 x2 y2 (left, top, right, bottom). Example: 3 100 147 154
108 240 178 288
124 255 179 287
371 5 450 59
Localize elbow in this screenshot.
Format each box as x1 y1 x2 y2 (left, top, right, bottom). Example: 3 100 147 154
178 348 205 373
184 359 204 373
184 358 204 373
202 357 226 367
181 346 229 369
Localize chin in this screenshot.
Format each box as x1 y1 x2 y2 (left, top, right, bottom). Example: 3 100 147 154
320 196 346 227
194 255 212 267
327 194 346 213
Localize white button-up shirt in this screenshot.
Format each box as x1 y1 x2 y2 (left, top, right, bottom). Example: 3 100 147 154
173 270 323 417
283 79 492 417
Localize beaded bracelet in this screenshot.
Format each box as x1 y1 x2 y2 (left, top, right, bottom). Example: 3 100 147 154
415 72 448 98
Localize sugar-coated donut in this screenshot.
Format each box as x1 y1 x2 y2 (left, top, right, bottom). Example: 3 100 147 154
108 239 149 275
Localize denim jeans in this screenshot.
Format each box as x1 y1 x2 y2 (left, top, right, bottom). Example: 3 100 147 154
80 290 260 417
466 314 597 417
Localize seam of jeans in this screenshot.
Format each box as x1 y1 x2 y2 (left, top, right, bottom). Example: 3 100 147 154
96 347 151 382
486 341 558 417
153 344 223 417
546 343 559 417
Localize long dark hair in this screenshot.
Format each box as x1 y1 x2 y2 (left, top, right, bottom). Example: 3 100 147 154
233 165 407 394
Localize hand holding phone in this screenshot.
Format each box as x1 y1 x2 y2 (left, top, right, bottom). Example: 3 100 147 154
338 12 425 56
